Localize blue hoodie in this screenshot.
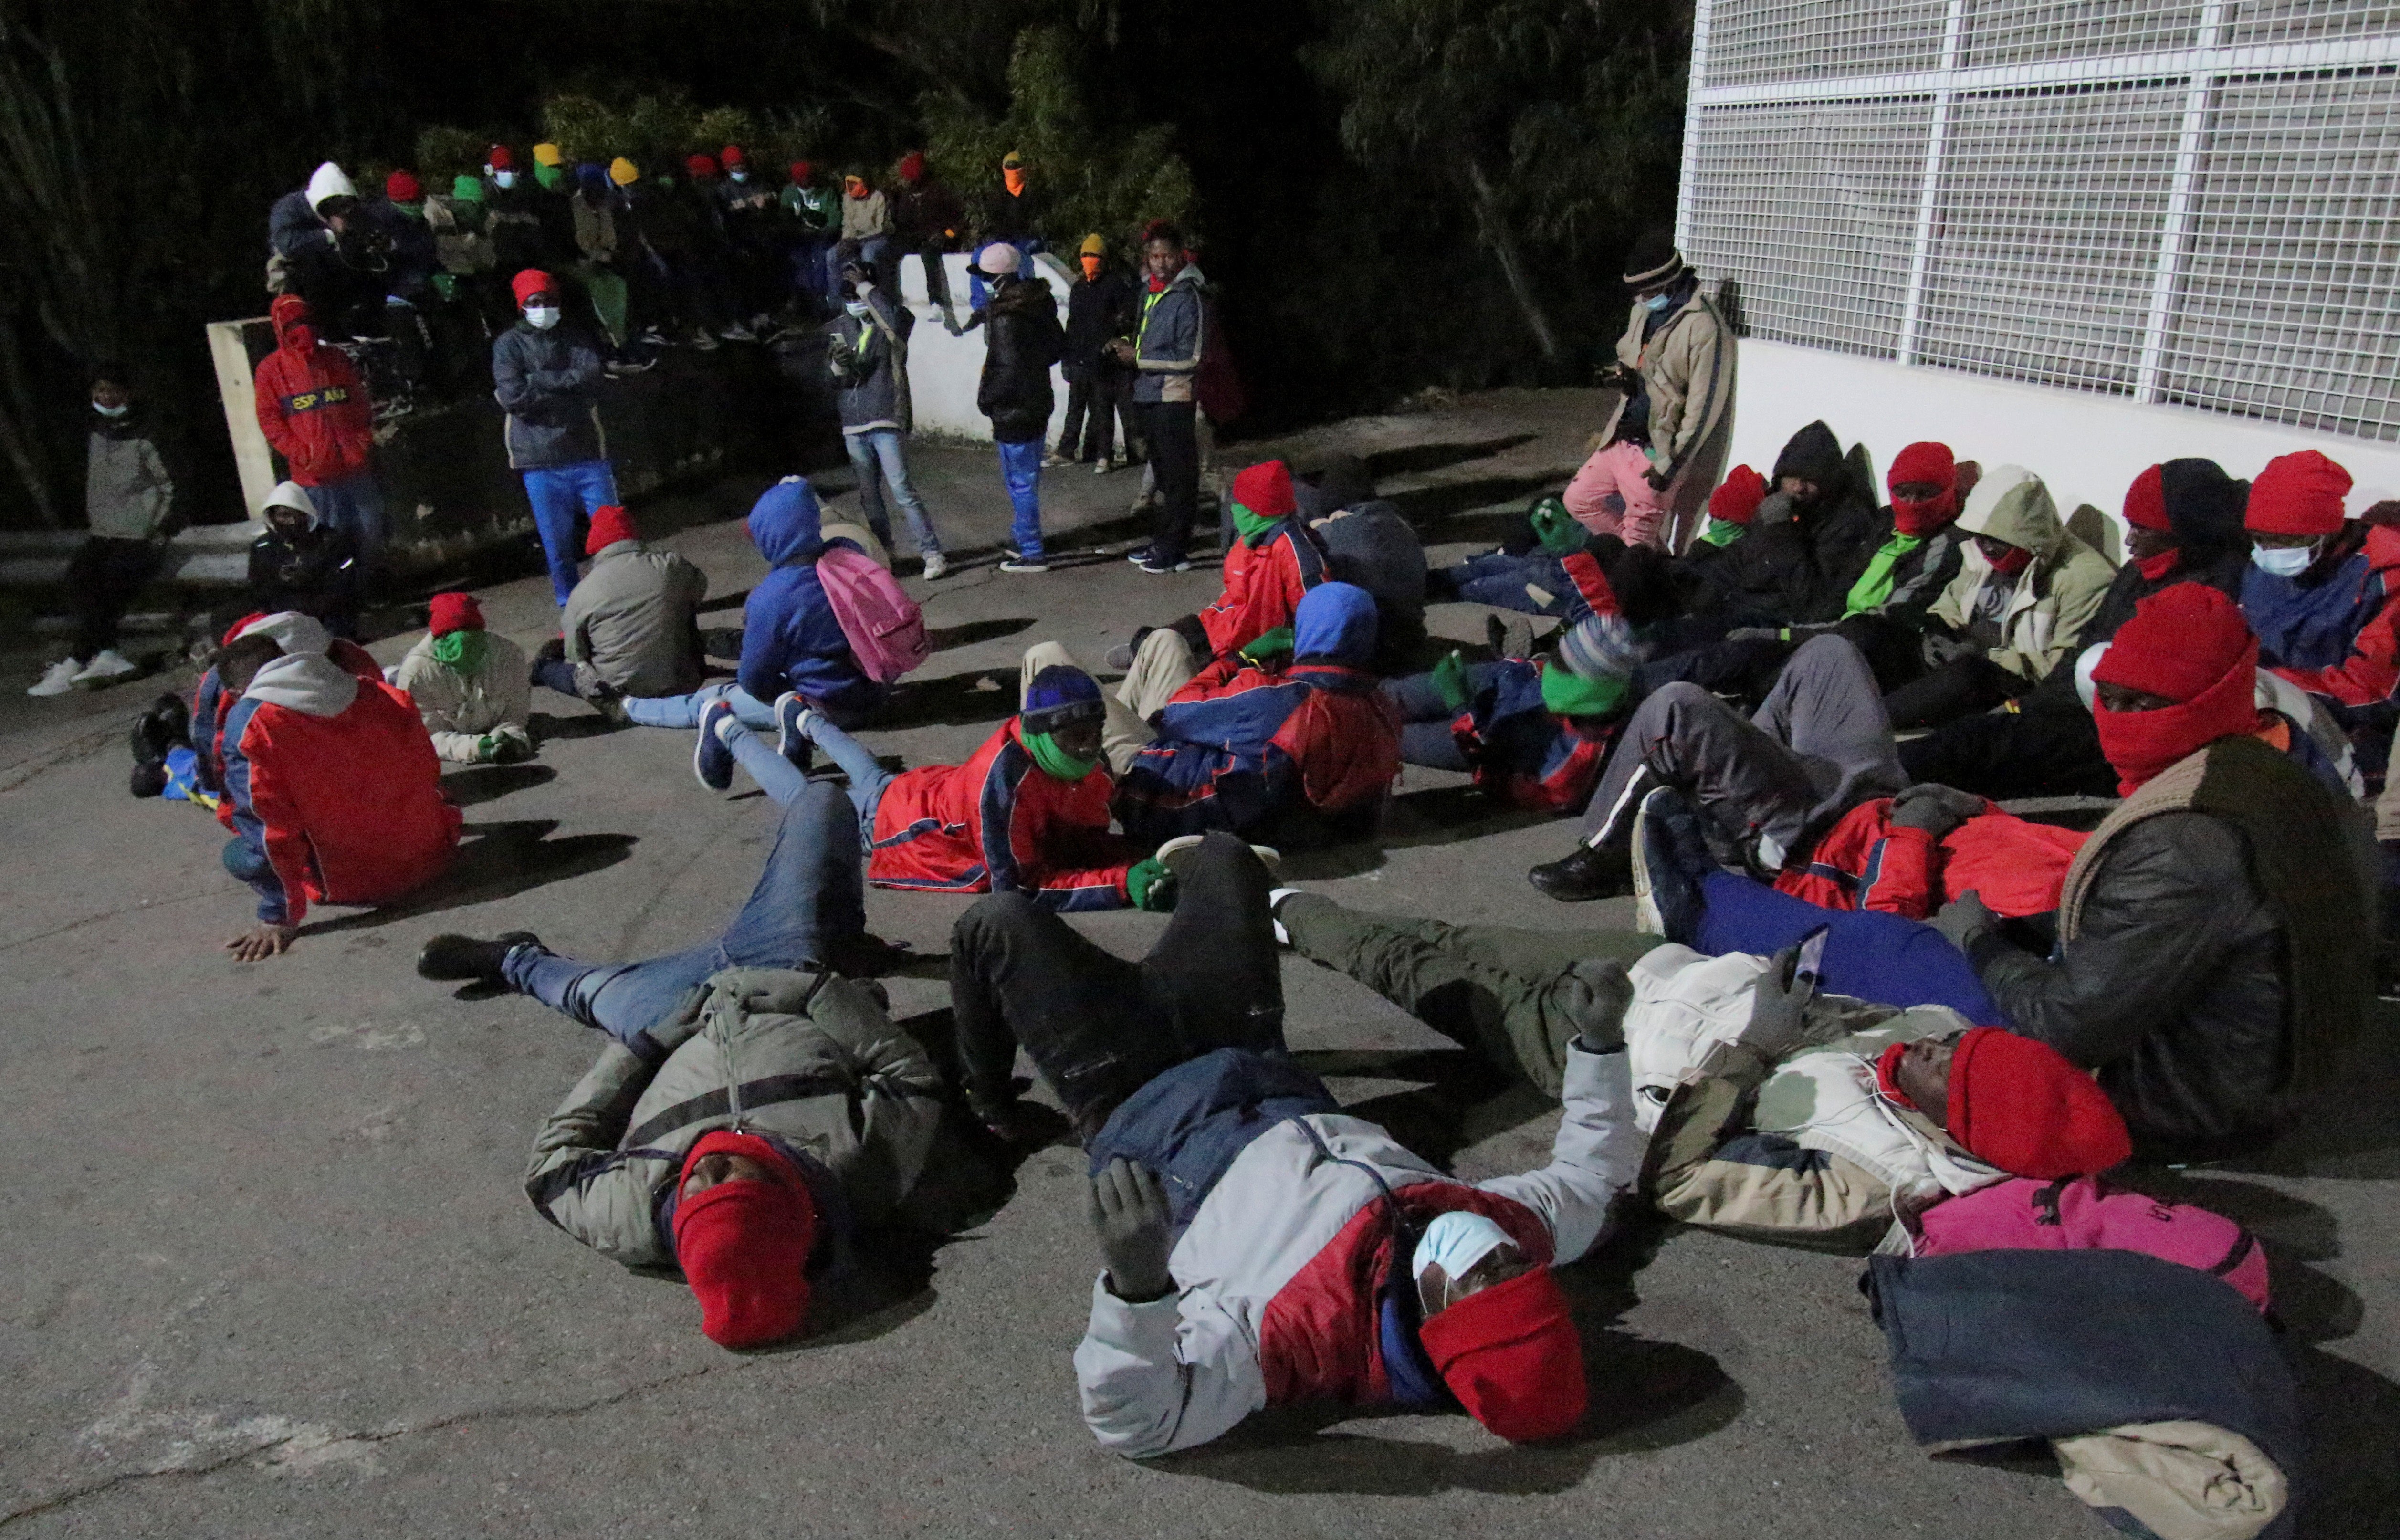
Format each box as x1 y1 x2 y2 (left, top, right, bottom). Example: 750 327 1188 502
738 478 884 719
1292 581 1378 666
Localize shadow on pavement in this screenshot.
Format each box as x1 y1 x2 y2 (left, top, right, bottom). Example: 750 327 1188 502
440 763 559 805
926 616 1037 652
885 668 1023 729
529 710 625 743
303 818 637 936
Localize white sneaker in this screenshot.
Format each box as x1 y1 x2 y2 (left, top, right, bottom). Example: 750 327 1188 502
1268 887 1303 946
920 551 951 581
27 659 79 697
73 649 138 686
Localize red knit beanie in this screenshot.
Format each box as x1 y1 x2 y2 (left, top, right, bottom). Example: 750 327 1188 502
1418 1266 1587 1442
898 150 927 184
686 153 719 180
2092 582 2251 703
1708 465 1768 525
427 592 484 637
2123 464 2171 532
674 1131 817 1349
487 144 515 171
510 268 555 308
1945 1028 2132 1179
1230 460 1298 520
386 169 422 203
721 144 746 167
790 160 813 183
1887 441 1956 495
2245 450 2351 536
585 505 638 555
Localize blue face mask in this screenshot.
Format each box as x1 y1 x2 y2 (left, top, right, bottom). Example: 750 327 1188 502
1642 292 1676 314
2252 542 2315 578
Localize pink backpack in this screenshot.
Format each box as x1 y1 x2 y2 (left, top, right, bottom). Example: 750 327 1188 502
1914 1176 2270 1313
815 545 929 684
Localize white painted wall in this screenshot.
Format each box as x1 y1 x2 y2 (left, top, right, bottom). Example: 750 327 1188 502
1726 338 2400 536
894 250 1074 441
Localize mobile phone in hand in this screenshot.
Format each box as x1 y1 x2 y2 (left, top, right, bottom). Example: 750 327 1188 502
1784 924 1830 1003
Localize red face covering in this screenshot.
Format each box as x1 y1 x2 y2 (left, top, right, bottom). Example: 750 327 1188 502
2135 548 2181 581
1891 490 1957 539
1886 442 1958 537
271 294 317 359
1003 166 1028 196
2094 646 2263 794
1983 543 2033 577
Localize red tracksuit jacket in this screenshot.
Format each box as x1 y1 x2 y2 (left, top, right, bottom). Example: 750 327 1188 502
1199 520 1329 658
252 300 375 485
1774 798 2087 920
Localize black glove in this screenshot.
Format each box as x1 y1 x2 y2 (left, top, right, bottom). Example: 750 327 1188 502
1089 1157 1174 1301
1738 943 1814 1060
1889 783 1986 840
1930 890 1999 953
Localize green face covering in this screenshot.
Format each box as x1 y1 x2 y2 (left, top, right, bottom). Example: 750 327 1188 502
432 629 489 674
1842 532 1924 618
1540 662 1627 720
534 162 566 191
1697 517 1746 548
1025 725 1099 782
1230 500 1281 547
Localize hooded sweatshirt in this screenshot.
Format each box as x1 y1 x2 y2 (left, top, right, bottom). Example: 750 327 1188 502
221 653 461 925
737 479 884 719
1929 466 2114 682
1707 422 1885 624
391 628 534 762
252 297 375 485
86 409 174 541
267 162 358 259
247 482 362 630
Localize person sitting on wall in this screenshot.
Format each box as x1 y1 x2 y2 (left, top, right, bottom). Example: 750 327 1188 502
390 592 534 764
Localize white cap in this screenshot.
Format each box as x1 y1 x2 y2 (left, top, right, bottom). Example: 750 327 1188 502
306 161 359 211
975 242 1022 277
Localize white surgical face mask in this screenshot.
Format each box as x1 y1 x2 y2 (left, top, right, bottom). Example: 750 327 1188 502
524 304 561 331
1643 292 1676 314
1411 1210 1512 1283
493 170 518 189
730 169 749 182
843 300 869 317
2252 542 2314 577
92 400 129 418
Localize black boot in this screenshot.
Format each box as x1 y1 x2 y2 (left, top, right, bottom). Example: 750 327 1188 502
417 931 540 982
1528 840 1634 902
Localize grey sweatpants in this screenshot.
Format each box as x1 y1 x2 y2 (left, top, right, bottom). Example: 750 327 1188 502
1578 634 1906 870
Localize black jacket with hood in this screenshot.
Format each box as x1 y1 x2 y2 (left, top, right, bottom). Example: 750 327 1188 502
1702 422 1883 625
977 275 1064 444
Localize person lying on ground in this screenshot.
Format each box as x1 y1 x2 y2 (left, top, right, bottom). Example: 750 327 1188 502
1889 465 2112 731
2238 449 2400 773
1113 582 1402 850
214 630 461 961
1383 614 1638 815
247 481 363 641
1426 494 1682 632
414 782 949 1351
530 503 708 715
939 834 1643 1454
1899 459 2252 798
697 661 1157 912
390 592 533 764
1929 583 2370 1154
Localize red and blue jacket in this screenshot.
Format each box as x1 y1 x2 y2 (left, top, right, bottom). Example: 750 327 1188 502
1115 655 1401 847
865 718 1140 911
1774 798 2088 921
1199 518 1329 658
2241 521 2400 728
192 630 382 822
1449 657 1618 814
221 653 462 925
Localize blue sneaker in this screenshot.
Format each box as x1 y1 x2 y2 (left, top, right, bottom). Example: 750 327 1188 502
693 699 736 791
774 692 815 773
1632 785 1718 944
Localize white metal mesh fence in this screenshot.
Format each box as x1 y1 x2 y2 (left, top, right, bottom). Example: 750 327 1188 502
1678 0 2400 440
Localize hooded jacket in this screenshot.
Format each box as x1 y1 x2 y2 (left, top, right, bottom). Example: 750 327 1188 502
221 653 461 925
253 297 375 486
525 967 945 1270
1444 656 1619 814
1116 587 1402 849
491 318 607 470
190 612 381 807
85 411 174 541
1704 424 1885 624
390 629 533 763
1074 1039 1640 1456
977 275 1064 443
1929 467 2114 682
865 717 1140 911
2241 519 2400 714
247 488 362 631
564 539 710 698
1198 516 1330 658
1131 264 1205 406
1596 285 1738 492
1775 797 2088 921
738 480 883 720
266 163 358 259
828 285 914 435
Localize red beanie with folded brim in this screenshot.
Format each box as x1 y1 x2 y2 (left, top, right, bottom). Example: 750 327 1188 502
2092 582 2252 703
1708 466 1768 525
511 269 556 308
428 592 484 638
2123 464 2171 533
1230 460 1298 520
585 505 637 555
674 1131 817 1349
1946 1027 2132 1179
2246 450 2351 536
1419 1266 1587 1442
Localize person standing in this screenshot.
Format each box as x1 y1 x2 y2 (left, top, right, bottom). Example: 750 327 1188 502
1562 230 1737 552
30 370 176 696
493 268 616 606
1059 234 1136 471
976 245 1065 574
1110 225 1204 573
829 262 946 577
252 294 384 571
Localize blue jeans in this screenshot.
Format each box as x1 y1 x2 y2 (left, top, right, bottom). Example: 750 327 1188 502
521 460 620 606
1383 664 1501 774
717 713 895 827
1693 870 2002 1023
530 656 580 697
622 682 776 730
1436 552 1572 617
222 836 282 922
998 439 1044 559
309 473 387 566
845 430 941 555
501 781 868 1045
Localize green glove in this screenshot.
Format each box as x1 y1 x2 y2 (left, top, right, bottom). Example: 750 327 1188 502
1430 649 1472 714
1125 858 1177 912
473 734 499 764
430 272 458 301
1239 625 1294 666
1530 496 1583 555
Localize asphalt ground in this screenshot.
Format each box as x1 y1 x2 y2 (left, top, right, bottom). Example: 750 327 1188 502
2 436 2395 1539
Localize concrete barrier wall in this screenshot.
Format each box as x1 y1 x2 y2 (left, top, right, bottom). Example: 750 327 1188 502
894 249 1075 441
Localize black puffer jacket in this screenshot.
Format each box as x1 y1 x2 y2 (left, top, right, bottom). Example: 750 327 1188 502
1697 422 1883 624
977 276 1064 444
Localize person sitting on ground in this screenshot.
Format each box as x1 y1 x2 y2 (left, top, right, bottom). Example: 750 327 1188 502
531 503 708 714
414 781 954 1350
700 661 1156 912
30 368 177 698
1195 460 1329 657
246 480 363 640
1772 441 1975 690
937 834 1642 1454
1900 459 2253 798
1114 583 1403 850
1690 421 1884 633
391 592 533 764
1929 582 2371 1154
189 611 383 807
1890 465 2111 731
214 630 461 961
1384 614 1639 815
738 476 884 725
2238 449 2400 774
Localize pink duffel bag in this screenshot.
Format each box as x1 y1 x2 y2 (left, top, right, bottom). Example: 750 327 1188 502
1914 1175 2271 1313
